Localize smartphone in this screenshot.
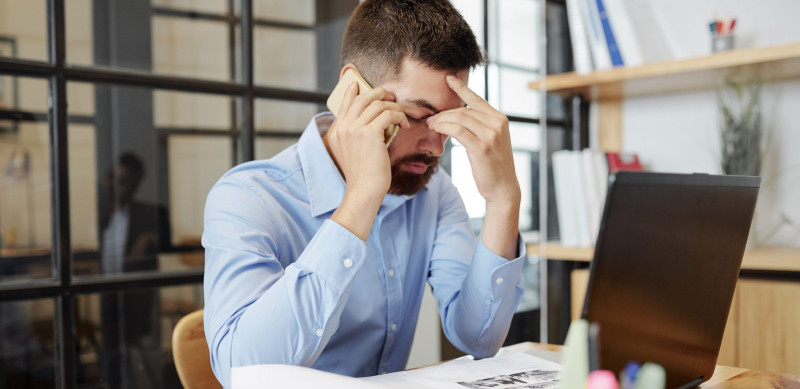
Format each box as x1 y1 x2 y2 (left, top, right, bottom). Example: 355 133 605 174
326 68 400 147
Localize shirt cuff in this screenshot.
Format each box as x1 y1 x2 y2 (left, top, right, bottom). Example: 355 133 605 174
467 234 526 296
292 219 368 292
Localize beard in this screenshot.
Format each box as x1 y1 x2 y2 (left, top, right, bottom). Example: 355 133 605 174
388 153 439 196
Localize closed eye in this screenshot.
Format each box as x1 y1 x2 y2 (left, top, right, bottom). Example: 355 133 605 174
408 115 430 124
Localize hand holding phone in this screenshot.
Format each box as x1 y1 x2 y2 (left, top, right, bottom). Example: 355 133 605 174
327 68 400 147
325 69 407 241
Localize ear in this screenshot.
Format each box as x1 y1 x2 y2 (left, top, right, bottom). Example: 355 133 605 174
339 63 359 79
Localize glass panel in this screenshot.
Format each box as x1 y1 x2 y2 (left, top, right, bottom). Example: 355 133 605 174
0 0 47 62
510 122 540 232
64 0 93 67
451 145 485 220
152 16 232 81
73 284 204 387
152 0 228 14
0 298 56 388
0 76 52 284
66 1 234 82
169 137 233 250
495 0 539 70
255 137 299 160
255 99 319 133
490 64 541 118
254 99 318 160
254 0 315 26
254 26 316 90
155 91 234 131
467 65 487 101
451 0 484 47
450 123 539 232
483 0 541 119
69 82 234 278
510 121 540 151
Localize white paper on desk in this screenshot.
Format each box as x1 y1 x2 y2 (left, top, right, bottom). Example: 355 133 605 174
362 352 562 389
232 364 385 389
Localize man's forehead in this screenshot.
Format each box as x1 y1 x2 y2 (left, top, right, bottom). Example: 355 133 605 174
401 91 466 113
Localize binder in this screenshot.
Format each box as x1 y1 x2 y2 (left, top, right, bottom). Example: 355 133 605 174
604 0 643 67
566 0 594 73
581 0 612 70
594 0 624 67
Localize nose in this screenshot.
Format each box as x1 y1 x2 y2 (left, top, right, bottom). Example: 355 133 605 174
419 126 446 157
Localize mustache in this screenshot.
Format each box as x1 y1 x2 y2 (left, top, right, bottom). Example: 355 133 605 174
393 153 439 167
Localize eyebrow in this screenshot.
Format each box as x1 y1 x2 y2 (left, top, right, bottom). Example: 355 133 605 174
406 98 440 114
404 98 469 114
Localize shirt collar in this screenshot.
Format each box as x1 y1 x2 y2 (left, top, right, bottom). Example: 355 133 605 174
298 112 347 217
298 112 422 218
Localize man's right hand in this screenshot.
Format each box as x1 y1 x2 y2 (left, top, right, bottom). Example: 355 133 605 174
325 81 409 241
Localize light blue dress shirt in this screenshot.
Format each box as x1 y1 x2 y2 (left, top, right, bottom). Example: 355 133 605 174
203 112 525 387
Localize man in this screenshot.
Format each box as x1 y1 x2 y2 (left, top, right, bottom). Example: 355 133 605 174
100 152 171 275
203 0 525 386
98 152 171 388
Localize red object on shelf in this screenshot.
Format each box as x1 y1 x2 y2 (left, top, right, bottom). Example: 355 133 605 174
606 152 643 173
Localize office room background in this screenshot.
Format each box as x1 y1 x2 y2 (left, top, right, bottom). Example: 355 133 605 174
0 0 798 388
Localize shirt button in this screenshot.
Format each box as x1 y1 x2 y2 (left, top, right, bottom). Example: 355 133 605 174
391 323 397 331
388 269 395 277
315 328 323 337
343 258 354 268
496 277 504 285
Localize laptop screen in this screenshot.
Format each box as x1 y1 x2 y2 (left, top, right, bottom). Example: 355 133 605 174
581 172 760 388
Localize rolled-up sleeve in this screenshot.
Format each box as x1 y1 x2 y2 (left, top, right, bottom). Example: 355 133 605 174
202 176 366 387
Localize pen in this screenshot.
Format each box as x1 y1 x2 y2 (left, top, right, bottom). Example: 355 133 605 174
619 361 640 389
588 322 601 372
729 18 737 33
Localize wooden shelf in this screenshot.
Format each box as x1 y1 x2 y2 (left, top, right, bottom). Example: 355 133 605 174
526 243 800 272
528 42 800 101
526 243 593 262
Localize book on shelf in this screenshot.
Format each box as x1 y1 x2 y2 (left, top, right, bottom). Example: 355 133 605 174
582 0 613 70
603 0 643 67
552 151 580 247
594 0 625 67
551 150 643 248
565 0 594 74
564 0 669 72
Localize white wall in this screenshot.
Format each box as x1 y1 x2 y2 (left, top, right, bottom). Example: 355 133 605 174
406 284 442 369
619 0 800 247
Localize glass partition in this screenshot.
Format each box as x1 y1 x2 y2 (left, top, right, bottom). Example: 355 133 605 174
0 76 52 284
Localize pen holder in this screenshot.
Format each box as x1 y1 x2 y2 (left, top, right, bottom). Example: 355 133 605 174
712 34 735 53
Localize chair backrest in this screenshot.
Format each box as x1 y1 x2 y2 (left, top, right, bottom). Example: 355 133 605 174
172 309 222 389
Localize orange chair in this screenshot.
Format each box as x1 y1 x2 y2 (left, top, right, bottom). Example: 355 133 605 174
172 309 222 389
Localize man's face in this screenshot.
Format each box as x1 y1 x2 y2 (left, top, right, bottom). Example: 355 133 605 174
104 164 139 207
379 57 468 195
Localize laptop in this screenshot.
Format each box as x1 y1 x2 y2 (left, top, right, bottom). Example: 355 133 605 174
581 171 760 389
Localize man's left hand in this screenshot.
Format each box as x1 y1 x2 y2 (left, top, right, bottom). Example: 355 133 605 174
427 75 521 206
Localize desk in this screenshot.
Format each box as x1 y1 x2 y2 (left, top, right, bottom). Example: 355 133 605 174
498 342 800 388
528 243 800 374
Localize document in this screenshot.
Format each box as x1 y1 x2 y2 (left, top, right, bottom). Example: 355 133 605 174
231 352 561 389
364 353 561 389
232 364 384 389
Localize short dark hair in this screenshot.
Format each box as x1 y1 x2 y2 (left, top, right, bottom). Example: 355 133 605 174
117 152 145 187
341 0 484 85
